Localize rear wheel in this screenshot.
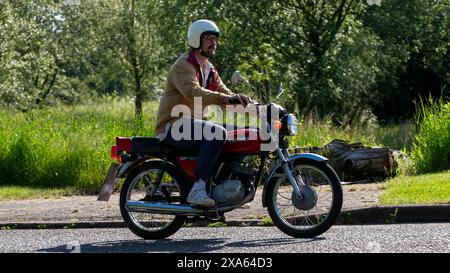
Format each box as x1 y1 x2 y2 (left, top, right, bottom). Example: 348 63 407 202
120 161 188 239
266 158 343 238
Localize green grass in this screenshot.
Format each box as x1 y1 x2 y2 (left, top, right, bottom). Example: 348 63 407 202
0 186 76 200
379 171 450 205
257 216 274 226
292 114 415 151
411 96 450 173
207 222 227 228
0 97 158 194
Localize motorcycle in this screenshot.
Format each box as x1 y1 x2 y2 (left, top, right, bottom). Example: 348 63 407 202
98 72 343 239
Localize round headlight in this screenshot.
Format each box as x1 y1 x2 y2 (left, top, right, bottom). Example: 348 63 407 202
286 114 298 135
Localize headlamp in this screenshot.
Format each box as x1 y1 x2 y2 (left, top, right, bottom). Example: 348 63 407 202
285 114 298 136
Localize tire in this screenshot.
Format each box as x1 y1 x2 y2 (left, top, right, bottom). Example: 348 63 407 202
266 158 343 238
120 161 188 239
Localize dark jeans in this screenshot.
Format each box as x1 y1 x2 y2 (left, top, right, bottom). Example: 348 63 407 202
163 118 227 183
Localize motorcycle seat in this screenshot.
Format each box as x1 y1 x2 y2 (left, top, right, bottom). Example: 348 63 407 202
131 137 199 156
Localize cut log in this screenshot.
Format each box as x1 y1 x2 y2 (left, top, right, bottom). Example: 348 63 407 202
290 139 398 182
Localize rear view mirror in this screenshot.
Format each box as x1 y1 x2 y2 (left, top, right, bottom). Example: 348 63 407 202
276 83 285 99
231 70 242 85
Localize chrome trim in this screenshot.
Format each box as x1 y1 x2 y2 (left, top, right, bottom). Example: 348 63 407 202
286 114 298 135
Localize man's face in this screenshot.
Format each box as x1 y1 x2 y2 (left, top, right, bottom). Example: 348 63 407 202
201 34 219 57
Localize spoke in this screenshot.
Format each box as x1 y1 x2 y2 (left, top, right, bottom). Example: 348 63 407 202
277 192 291 200
279 205 287 215
304 209 317 226
300 215 307 226
318 193 333 202
292 207 299 226
278 203 294 207
143 174 152 186
127 168 179 232
275 164 337 230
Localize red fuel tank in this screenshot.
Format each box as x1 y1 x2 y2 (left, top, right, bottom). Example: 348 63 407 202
223 128 262 154
176 129 263 180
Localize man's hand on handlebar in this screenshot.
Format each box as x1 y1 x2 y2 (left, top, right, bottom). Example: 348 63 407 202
238 94 252 106
224 94 253 107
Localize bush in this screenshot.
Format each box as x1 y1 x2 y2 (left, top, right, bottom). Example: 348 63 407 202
411 96 450 173
0 97 158 193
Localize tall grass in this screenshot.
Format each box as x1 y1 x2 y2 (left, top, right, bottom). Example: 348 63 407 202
292 114 414 150
0 97 158 193
411 96 450 173
0 98 414 194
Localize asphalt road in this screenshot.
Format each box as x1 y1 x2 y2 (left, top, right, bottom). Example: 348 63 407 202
0 223 448 253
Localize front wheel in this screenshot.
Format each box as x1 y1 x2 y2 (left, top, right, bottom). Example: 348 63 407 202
266 158 343 238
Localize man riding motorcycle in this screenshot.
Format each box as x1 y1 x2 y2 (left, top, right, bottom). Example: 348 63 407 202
155 19 252 207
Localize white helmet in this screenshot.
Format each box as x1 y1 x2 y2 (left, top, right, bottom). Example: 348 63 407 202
187 19 220 49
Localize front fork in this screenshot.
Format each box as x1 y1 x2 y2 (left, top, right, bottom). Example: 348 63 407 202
276 146 305 199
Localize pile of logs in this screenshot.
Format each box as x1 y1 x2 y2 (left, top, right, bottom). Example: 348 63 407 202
290 139 398 183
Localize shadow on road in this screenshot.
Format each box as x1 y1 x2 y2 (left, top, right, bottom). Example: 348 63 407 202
37 236 325 253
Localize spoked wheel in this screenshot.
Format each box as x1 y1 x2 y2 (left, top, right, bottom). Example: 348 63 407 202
120 161 188 239
266 158 343 238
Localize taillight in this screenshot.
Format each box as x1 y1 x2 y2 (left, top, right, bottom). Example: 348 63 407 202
116 137 132 152
111 145 117 160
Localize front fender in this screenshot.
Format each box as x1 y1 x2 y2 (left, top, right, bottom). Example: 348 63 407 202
261 153 328 207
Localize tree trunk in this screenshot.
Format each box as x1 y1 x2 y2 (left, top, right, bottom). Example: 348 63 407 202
291 139 398 182
126 0 143 123
134 71 143 121
34 68 59 108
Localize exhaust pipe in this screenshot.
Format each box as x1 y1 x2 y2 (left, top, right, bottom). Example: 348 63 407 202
126 201 215 216
126 194 255 216
126 188 256 216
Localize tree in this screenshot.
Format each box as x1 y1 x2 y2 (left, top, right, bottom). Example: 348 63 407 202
87 0 167 123
0 1 61 110
363 0 450 121
223 1 383 122
0 0 97 110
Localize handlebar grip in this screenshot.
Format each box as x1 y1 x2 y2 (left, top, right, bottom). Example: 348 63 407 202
229 97 241 104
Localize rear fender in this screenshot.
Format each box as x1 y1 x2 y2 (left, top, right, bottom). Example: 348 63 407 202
117 157 194 186
261 153 328 207
117 158 151 178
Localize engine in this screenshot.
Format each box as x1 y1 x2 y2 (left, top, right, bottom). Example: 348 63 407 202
211 179 244 205
210 158 258 206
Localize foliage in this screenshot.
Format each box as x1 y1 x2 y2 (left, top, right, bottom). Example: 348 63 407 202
362 0 450 121
88 0 167 120
291 111 414 151
0 0 448 123
0 1 76 110
221 1 382 123
0 98 158 193
411 95 450 173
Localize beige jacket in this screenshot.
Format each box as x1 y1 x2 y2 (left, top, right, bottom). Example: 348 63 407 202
155 51 234 135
